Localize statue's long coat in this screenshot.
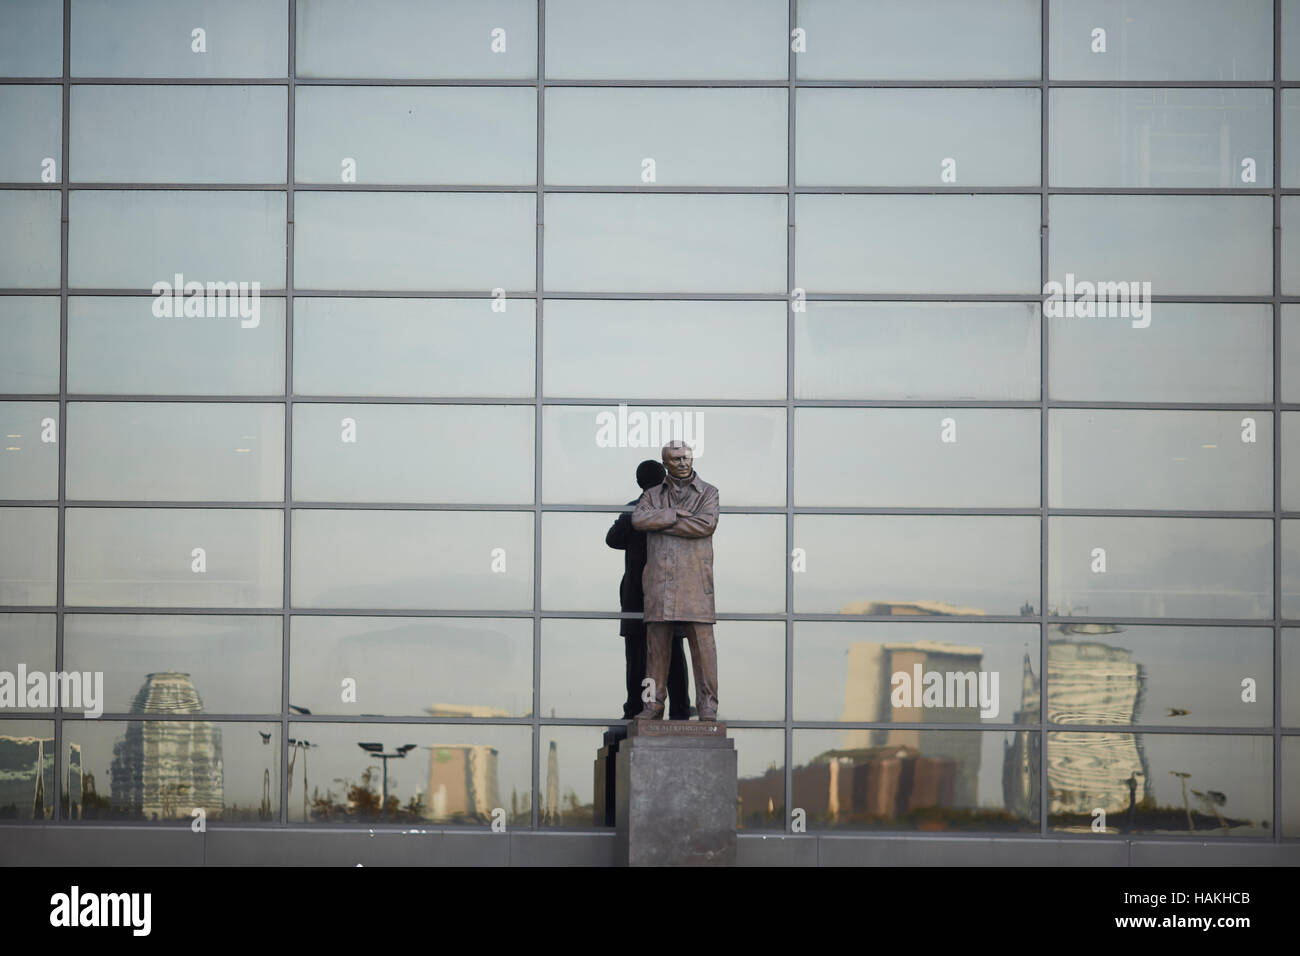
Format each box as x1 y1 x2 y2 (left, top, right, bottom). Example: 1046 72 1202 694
631 472 719 623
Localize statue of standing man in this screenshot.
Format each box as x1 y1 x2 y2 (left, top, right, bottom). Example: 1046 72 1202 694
632 441 719 721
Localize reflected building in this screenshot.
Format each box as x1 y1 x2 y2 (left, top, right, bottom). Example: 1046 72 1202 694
109 672 224 821
0 734 54 820
424 702 505 822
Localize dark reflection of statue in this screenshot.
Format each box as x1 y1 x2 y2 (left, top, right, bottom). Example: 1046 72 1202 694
631 441 720 721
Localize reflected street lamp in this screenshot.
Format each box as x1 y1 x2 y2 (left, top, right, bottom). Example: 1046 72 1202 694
357 743 416 820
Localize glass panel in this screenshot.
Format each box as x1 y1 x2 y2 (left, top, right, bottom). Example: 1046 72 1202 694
797 89 1040 186
538 725 606 827
1049 517 1271 619
541 512 786 614
1286 91 1300 186
64 508 284 608
0 0 63 76
0 507 56 604
1286 307 1300 403
71 85 287 183
0 401 58 499
544 194 786 294
545 88 786 187
794 621 1039 725
295 86 535 186
791 728 1039 831
542 405 785 506
71 0 288 78
1287 0 1300 81
291 510 533 610
294 192 534 292
285 721 530 825
1285 413 1300 511
1049 410 1272 511
795 195 1040 294
0 720 55 820
0 297 59 394
733 729 785 830
0 86 61 182
795 0 1041 81
1051 89 1272 187
0 190 60 288
795 408 1040 507
67 402 285 501
1045 732 1271 837
1048 0 1272 81
795 302 1040 401
793 515 1040 616
1049 195 1272 296
290 616 533 718
1050 303 1272 403
1285 629 1300 727
68 296 285 395
544 300 786 400
1284 199 1300 295
68 190 287 289
293 404 533 504
296 0 537 79
1283 520 1300 618
546 0 787 80
1284 736 1300 837
68 720 280 823
292 297 533 398
539 619 784 721
0 613 56 713
1049 625 1271 728
64 614 281 715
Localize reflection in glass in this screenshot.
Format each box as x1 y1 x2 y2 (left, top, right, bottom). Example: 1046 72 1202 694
732 728 785 830
1285 737 1300 838
286 721 531 825
545 0 786 80
0 507 56 605
795 0 1040 80
794 515 1039 616
71 0 287 77
294 192 535 292
295 86 535 185
794 621 1039 725
290 617 533 717
67 718 278 823
538 725 607 827
546 88 786 186
0 401 58 499
64 614 281 715
798 89 1039 186
0 614 56 713
0 86 61 183
796 195 1040 293
64 508 284 608
1049 410 1271 511
293 298 534 398
1285 629 1300 728
1048 0 1271 81
291 510 533 610
791 729 1039 831
0 0 62 76
0 191 60 288
1283 521 1300 619
542 405 785 506
1046 624 1270 728
296 0 537 79
544 300 786 400
293 404 533 504
796 408 1039 507
545 194 786 294
1285 199 1300 295
71 86 287 183
1286 307 1300 403
1049 195 1271 296
1045 732 1270 837
68 296 285 396
0 297 59 394
1049 517 1271 619
541 512 785 614
1285 91 1300 186
1050 89 1272 187
68 190 287 289
795 302 1040 401
1049 304 1271 403
66 403 285 501
0 720 55 820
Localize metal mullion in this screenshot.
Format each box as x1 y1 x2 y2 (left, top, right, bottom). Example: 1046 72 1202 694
279 0 296 830
1039 0 1049 840
1275 0 1284 846
531 0 545 834
784 0 796 835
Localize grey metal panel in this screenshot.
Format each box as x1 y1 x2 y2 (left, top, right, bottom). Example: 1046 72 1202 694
737 833 819 867
508 830 618 866
1129 841 1300 867
0 825 205 867
817 835 1131 867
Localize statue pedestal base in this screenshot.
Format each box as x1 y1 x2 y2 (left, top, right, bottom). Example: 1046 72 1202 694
614 719 736 866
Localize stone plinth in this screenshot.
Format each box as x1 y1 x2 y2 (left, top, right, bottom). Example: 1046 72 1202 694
614 719 736 866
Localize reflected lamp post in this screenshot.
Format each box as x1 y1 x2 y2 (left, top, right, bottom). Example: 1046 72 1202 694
357 742 416 820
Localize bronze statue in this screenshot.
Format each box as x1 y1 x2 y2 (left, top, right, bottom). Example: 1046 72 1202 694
631 440 719 720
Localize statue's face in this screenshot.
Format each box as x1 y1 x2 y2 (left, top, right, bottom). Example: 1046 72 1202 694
663 444 693 479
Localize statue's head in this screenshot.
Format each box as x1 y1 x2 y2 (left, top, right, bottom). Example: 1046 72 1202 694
661 441 694 480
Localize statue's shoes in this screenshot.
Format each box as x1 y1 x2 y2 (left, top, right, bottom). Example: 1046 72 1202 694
635 707 665 720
